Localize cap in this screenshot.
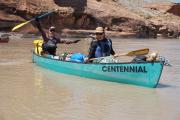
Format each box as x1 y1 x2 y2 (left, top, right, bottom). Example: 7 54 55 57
95 27 104 33
49 26 55 31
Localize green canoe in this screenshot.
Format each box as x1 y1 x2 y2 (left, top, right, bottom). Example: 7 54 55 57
33 53 164 88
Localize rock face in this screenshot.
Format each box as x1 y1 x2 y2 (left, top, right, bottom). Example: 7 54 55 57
167 3 180 17
0 0 180 38
144 3 180 38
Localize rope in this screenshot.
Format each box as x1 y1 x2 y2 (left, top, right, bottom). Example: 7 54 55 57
158 56 172 66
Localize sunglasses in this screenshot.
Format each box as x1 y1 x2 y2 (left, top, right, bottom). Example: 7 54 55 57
96 33 103 35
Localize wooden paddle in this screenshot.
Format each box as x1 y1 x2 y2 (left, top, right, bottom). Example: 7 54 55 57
89 48 149 61
117 48 149 56
12 9 58 31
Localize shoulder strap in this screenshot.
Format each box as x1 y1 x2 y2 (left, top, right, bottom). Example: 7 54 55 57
106 38 112 46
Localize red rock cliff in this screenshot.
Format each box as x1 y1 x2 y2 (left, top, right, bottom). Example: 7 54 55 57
0 0 180 38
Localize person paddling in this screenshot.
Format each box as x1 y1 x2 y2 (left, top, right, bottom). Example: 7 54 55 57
35 18 80 56
87 27 116 61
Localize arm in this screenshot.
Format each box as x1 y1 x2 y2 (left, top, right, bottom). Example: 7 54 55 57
111 46 115 55
35 19 48 43
109 39 115 55
88 41 97 59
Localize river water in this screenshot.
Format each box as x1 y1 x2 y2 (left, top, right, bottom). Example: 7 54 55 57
0 37 180 120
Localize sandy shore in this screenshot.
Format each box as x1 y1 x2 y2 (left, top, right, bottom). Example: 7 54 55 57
1 28 137 40
61 29 137 38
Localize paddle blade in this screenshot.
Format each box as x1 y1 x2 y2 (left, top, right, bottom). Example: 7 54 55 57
119 48 149 56
126 48 149 56
12 21 31 31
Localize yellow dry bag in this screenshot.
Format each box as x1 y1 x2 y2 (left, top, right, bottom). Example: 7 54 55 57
33 40 43 55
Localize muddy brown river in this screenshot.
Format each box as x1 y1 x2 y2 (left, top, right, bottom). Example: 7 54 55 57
0 36 180 120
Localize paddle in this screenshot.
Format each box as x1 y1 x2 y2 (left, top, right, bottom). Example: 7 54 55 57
12 9 58 31
89 48 149 61
117 48 149 56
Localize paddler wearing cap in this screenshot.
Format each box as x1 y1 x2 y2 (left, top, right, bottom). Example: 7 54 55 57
35 18 80 56
87 27 115 61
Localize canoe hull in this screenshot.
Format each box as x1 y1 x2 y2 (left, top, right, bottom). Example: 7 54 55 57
33 53 164 88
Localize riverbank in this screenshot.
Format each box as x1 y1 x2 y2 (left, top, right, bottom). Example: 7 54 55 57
1 1 180 39
1 29 179 41
0 30 137 42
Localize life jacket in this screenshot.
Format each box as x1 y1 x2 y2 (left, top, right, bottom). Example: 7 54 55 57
95 39 112 57
33 39 43 55
45 37 58 48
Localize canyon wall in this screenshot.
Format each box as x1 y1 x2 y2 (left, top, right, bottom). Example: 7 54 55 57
0 0 179 38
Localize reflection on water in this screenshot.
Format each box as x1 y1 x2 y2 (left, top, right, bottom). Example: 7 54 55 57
34 68 44 89
35 67 162 120
0 38 180 120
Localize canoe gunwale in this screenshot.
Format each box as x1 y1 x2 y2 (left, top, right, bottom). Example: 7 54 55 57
33 52 164 65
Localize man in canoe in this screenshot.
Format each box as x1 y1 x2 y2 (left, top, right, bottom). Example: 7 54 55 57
87 27 116 62
35 18 80 56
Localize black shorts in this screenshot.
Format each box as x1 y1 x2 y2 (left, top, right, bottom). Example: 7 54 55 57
42 43 57 55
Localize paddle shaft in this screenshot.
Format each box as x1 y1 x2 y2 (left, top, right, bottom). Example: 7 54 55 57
36 10 57 19
89 48 149 61
28 10 56 24
12 9 57 31
28 11 56 22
